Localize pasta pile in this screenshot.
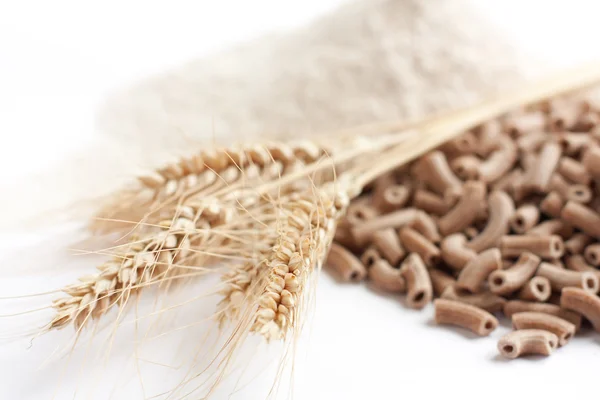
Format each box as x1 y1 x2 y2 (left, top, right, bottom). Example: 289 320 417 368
329 90 600 358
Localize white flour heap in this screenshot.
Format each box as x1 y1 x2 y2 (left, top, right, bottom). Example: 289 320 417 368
97 0 541 163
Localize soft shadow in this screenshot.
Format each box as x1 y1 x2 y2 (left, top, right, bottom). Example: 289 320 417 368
424 319 481 339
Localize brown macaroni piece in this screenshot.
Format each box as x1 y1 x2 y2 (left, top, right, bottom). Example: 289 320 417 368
372 184 410 213
512 311 575 346
517 277 552 302
345 201 378 226
583 243 600 267
468 191 514 252
360 247 381 268
441 285 506 313
352 208 419 247
582 146 600 179
326 243 368 282
498 329 558 359
539 191 564 218
400 253 433 309
549 173 571 199
368 259 406 293
451 155 481 181
440 133 478 158
399 227 441 267
428 269 456 297
561 201 600 238
438 181 487 235
558 132 592 155
434 299 498 336
561 287 600 332
566 184 593 204
478 136 518 183
413 151 463 198
412 189 452 216
505 111 546 136
410 211 441 243
536 262 599 293
500 235 564 259
558 157 591 185
488 252 541 295
372 229 405 266
530 142 562 192
503 300 582 331
564 233 593 255
440 233 477 271
527 219 573 239
456 248 502 293
509 204 540 234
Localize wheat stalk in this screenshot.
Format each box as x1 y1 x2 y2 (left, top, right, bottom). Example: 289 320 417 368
92 141 329 234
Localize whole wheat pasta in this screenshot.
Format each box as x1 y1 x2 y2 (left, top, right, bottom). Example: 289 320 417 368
478 136 518 183
564 233 593 255
360 247 381 268
468 191 515 252
561 287 600 332
475 120 502 156
412 189 451 216
539 191 564 218
488 252 540 295
582 146 600 179
346 201 379 225
440 233 477 271
558 157 591 185
491 168 522 194
565 255 600 281
371 172 396 197
498 329 558 359
412 151 463 199
434 299 498 336
437 181 487 235
530 141 562 192
372 184 410 213
566 184 593 204
500 235 564 260
517 276 551 302
509 204 540 234
326 243 368 282
372 228 406 266
503 300 582 330
575 111 600 131
550 103 582 130
463 226 479 240
536 262 599 293
456 248 502 293
505 111 547 137
450 155 481 181
398 227 441 267
549 173 571 198
516 132 547 152
439 132 478 159
559 132 593 156
410 211 441 243
368 259 406 293
352 208 419 247
584 244 600 266
527 219 573 239
561 201 600 238
441 285 506 313
476 120 503 157
399 253 433 309
334 220 359 252
428 269 456 297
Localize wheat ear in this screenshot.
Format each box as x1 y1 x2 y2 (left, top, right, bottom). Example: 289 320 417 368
92 141 328 233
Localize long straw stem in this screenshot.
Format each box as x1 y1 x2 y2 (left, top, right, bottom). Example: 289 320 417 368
352 62 600 189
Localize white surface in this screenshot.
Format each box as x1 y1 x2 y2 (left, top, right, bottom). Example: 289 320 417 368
1 1 600 399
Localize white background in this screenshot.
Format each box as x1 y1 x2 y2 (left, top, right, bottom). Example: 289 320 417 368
1 1 600 399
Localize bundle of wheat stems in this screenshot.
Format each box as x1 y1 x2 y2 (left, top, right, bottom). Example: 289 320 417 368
21 63 600 396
